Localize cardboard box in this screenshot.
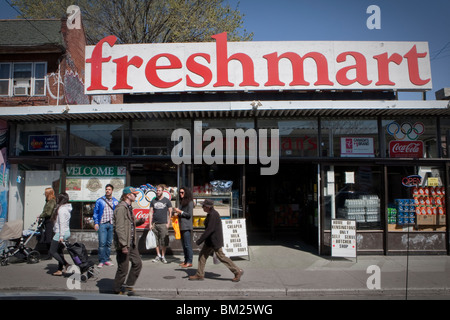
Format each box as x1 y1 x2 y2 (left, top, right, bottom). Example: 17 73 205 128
416 215 436 225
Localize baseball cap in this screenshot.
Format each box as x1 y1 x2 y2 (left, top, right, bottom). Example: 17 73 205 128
201 199 214 208
123 186 139 195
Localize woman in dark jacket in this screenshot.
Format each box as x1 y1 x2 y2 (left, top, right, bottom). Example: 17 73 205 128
173 187 194 268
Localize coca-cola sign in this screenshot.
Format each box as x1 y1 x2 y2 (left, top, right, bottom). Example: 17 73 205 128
85 33 432 94
389 140 423 158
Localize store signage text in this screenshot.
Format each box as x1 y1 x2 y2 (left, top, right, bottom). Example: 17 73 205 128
67 165 126 177
28 135 60 151
389 141 423 158
85 33 432 94
402 175 422 187
171 121 279 175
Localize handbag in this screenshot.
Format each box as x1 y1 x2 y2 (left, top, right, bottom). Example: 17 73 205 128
171 216 181 240
145 230 157 249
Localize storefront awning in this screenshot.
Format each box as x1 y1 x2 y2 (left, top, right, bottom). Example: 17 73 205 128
0 100 449 121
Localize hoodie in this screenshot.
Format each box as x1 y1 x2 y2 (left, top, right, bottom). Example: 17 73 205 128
53 203 72 238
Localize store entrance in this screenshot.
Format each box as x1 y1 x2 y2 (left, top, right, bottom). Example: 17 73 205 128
246 163 318 247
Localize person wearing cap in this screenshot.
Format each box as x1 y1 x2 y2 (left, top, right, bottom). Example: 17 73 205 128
189 199 244 282
113 186 146 295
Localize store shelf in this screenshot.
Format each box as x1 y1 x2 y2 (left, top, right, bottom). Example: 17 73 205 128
193 194 233 223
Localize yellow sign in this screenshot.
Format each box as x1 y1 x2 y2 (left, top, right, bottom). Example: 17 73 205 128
428 177 439 186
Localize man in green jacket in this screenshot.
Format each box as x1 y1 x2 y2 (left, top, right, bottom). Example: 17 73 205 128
113 186 145 295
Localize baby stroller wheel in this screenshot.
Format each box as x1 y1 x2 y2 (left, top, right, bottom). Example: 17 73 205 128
0 257 9 266
27 250 40 264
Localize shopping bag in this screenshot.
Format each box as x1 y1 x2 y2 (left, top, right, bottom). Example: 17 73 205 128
171 216 181 240
213 252 221 264
146 230 157 249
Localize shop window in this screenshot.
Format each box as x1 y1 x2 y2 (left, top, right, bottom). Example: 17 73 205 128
258 119 318 157
0 62 47 96
132 119 190 156
69 121 129 156
321 118 378 158
439 118 450 157
323 165 382 231
12 122 67 156
387 165 446 233
382 117 437 158
8 163 62 229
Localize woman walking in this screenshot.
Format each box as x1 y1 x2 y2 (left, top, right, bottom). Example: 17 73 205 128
49 193 72 276
39 187 56 259
173 187 194 268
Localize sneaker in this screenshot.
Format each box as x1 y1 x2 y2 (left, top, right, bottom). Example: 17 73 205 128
118 286 137 296
152 256 161 263
97 263 104 268
161 257 168 264
104 261 114 266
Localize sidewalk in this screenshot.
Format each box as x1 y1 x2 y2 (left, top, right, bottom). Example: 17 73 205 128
1 237 450 299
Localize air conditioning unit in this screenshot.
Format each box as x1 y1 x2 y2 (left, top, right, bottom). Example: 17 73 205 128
14 86 29 96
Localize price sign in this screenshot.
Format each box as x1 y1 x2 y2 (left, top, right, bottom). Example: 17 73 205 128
221 218 248 257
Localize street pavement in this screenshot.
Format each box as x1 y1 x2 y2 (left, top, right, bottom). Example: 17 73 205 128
1 236 450 300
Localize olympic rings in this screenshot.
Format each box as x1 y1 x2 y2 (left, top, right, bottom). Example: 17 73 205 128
386 121 424 141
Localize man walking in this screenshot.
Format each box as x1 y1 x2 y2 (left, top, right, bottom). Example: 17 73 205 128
93 184 119 268
113 186 145 295
149 185 172 264
189 199 244 282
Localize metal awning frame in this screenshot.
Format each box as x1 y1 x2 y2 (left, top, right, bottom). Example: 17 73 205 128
0 100 449 122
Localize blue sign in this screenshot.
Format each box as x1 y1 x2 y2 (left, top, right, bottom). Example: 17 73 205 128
28 135 60 151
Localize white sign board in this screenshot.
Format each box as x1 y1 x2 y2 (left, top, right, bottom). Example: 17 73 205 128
85 35 432 94
331 219 357 258
221 218 248 257
340 137 375 157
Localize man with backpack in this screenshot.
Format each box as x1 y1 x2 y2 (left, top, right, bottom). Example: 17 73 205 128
93 184 119 268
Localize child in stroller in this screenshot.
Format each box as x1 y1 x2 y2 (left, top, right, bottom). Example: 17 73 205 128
0 219 43 266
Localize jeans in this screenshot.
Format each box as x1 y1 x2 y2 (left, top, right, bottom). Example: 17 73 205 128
180 230 193 264
98 222 113 264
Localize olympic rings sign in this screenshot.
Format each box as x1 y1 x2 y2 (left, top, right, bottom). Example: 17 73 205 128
386 121 424 141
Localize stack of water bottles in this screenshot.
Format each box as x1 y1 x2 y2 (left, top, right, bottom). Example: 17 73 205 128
343 195 380 223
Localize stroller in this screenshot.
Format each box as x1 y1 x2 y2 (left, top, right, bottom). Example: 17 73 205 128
0 219 43 266
64 241 98 282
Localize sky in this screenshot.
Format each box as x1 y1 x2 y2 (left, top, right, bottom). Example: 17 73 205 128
0 0 448 100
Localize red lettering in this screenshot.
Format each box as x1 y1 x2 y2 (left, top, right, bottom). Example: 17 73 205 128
86 35 117 91
186 53 212 88
373 52 402 86
264 52 333 86
145 53 183 88
212 32 258 87
403 45 431 86
112 56 143 90
336 52 372 86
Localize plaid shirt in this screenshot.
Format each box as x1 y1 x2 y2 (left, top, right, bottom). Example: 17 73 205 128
101 197 114 224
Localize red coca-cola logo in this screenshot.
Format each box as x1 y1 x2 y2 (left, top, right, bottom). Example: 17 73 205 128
133 209 149 229
389 140 423 158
